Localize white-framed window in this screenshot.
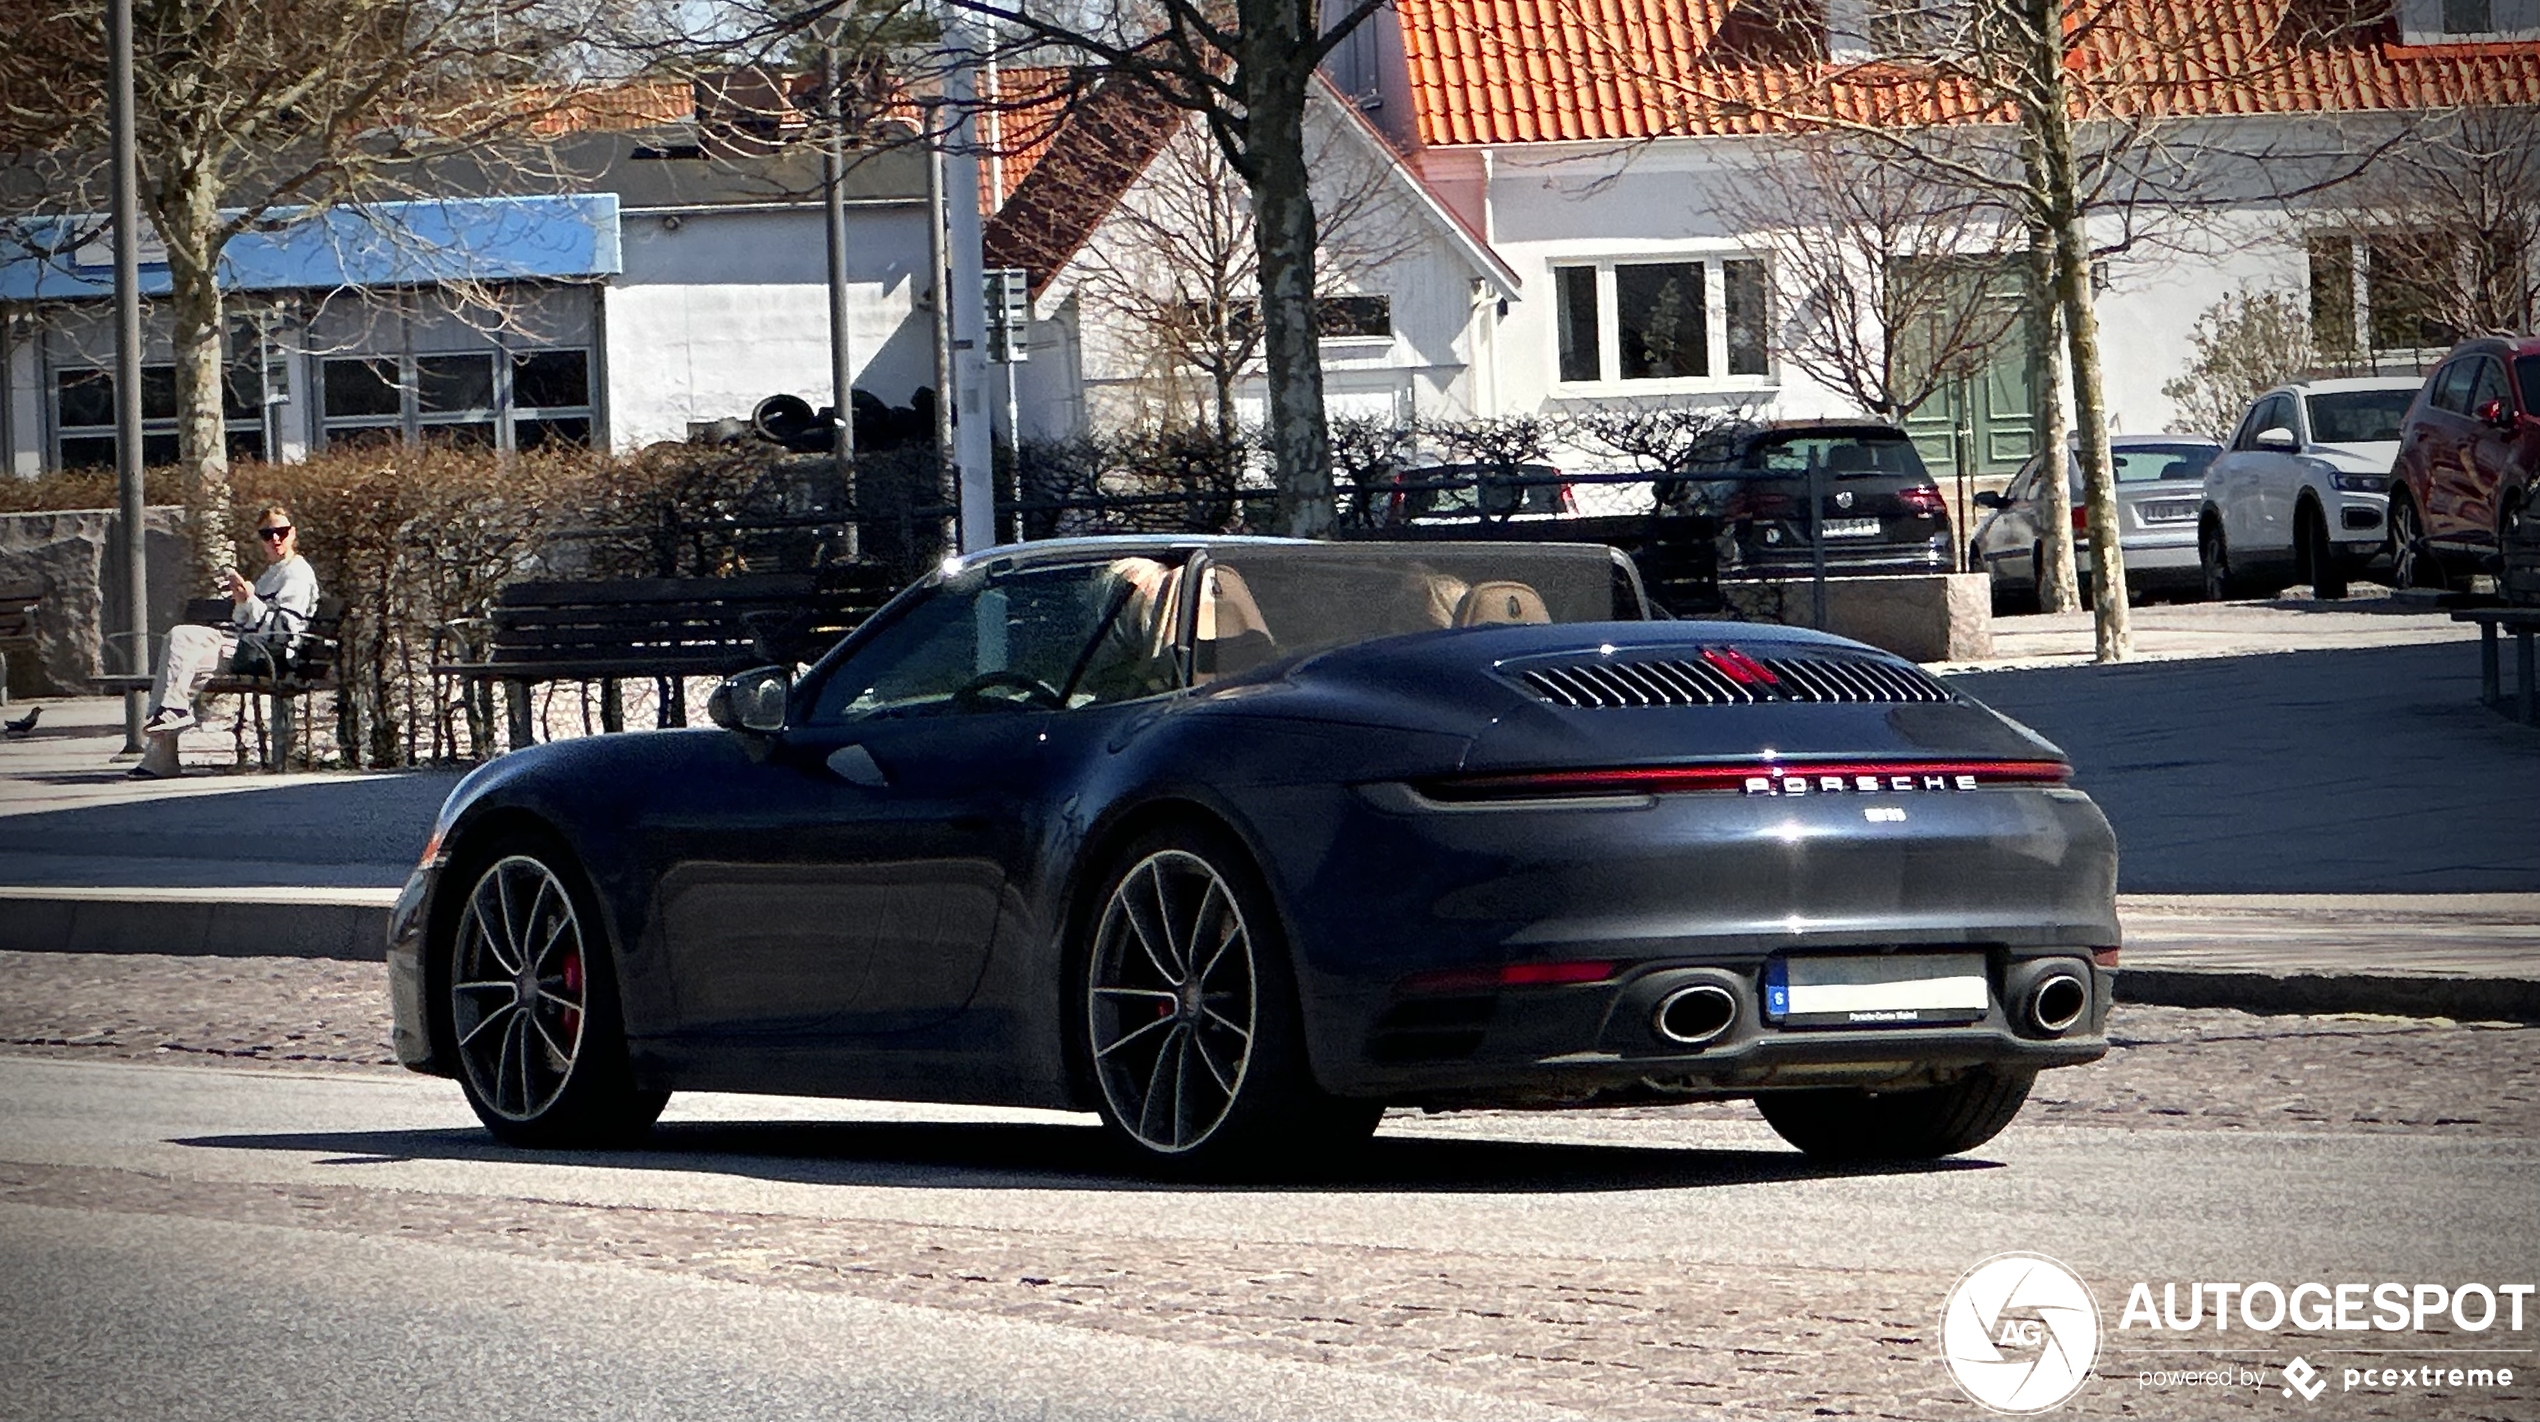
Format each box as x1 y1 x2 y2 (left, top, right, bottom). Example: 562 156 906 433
2307 232 2462 361
2397 0 2540 42
51 358 266 471
317 346 593 452
1550 257 1771 389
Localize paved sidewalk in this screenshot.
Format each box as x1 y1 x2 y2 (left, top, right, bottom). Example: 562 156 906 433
1 598 2532 1016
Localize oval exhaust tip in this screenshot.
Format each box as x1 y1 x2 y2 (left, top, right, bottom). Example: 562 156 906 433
2029 974 2088 1035
1653 984 1738 1046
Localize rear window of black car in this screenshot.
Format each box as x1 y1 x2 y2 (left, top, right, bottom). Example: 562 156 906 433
2306 389 2414 443
2519 356 2540 417
1747 433 1926 479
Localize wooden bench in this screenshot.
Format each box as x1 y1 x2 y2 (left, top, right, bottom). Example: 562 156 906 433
2454 608 2540 726
0 576 42 707
433 567 900 750
95 595 348 768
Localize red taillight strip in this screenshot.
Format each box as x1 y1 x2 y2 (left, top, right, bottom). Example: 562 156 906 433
1425 759 2073 800
1399 960 1618 994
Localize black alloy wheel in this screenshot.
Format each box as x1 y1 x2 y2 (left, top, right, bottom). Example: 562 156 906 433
2200 524 2242 602
2390 494 2447 592
1755 1066 2037 1160
2303 504 2347 600
1078 826 1380 1176
442 838 667 1147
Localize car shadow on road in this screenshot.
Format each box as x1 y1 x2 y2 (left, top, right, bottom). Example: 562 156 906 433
174 1118 1997 1193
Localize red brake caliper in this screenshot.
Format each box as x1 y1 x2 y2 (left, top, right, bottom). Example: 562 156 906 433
559 947 583 1038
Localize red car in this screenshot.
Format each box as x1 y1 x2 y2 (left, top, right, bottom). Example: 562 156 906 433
2388 335 2540 590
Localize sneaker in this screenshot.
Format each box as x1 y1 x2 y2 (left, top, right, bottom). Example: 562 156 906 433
142 706 197 735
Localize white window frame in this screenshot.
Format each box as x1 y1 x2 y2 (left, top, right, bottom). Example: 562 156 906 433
2396 0 2540 43
1546 253 1776 395
316 345 594 453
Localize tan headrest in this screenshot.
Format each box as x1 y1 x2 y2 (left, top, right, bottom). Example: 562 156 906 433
1454 580 1550 626
1197 564 1272 642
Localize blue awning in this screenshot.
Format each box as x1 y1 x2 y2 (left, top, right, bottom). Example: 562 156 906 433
0 194 620 300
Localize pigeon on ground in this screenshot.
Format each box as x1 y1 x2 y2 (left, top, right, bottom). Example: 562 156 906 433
2 706 37 737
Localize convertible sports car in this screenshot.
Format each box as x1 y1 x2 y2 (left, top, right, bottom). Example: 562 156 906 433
388 537 2118 1173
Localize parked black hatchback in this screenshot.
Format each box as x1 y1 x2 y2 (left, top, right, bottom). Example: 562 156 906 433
1666 422 1955 577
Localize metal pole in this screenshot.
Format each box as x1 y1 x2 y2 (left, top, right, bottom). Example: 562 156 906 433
109 0 148 755
1808 460 1828 632
821 35 858 559
925 103 957 557
941 28 994 554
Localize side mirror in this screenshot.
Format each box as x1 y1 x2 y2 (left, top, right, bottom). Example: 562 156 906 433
707 665 791 734
1973 490 2007 509
2255 427 2298 452
2477 397 2514 428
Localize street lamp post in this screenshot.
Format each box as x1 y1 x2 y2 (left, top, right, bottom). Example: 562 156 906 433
109 0 148 755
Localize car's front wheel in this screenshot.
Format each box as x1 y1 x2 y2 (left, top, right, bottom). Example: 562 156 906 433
2201 524 2248 602
1755 1066 2036 1160
441 839 667 1147
1077 828 1380 1176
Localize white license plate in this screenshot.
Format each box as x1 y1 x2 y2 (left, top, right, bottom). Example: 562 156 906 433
1820 517 1883 538
1765 953 1989 1028
2139 500 2199 523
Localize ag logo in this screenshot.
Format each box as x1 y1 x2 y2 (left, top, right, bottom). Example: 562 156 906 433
1941 1252 2101 1413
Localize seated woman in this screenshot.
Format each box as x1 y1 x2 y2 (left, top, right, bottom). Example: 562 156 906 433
130 505 319 778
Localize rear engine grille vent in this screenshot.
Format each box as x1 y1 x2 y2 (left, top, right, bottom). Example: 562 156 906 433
1516 651 1951 708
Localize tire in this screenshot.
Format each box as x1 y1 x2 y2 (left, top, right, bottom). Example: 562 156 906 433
439 836 667 1148
1075 824 1381 1177
2301 503 2347 600
2199 523 2241 602
1755 1066 2037 1161
2390 494 2448 592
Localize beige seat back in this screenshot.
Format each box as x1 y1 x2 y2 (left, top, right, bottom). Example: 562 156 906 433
1453 580 1550 626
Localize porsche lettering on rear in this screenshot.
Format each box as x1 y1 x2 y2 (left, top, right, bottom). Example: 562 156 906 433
1745 772 1981 795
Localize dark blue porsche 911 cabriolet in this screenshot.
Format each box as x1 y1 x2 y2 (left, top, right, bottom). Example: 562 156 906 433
388 536 2117 1173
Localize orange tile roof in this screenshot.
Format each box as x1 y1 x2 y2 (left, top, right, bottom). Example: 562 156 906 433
1391 0 2540 147
982 69 1190 289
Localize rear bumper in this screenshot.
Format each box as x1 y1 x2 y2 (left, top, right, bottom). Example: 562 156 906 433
1260 780 2120 1102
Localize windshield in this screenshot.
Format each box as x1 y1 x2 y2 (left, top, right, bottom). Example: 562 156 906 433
1198 544 1639 680
1746 434 1926 479
2306 390 2414 444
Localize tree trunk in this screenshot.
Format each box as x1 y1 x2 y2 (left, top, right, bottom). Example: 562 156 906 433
2027 226 2081 613
1238 19 1333 538
157 168 235 586
2022 0 2128 660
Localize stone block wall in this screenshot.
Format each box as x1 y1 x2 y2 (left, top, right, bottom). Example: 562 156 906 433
0 507 190 696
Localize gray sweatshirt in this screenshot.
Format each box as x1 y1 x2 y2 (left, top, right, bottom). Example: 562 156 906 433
232 554 319 636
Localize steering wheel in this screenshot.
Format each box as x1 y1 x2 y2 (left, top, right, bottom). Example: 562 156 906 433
952 669 1063 709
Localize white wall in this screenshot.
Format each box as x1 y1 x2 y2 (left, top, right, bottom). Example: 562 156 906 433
604 204 935 449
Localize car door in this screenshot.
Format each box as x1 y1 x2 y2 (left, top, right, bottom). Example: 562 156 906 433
650 554 1186 1039
2207 397 2269 548
2460 356 2516 551
2422 358 2483 542
2245 393 2301 549
1975 453 2044 586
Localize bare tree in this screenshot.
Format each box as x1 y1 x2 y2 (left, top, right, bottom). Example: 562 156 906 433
1513 0 2396 655
1065 87 1421 457
1716 134 2025 424
2159 286 2318 441
3 0 653 575
2325 105 2538 356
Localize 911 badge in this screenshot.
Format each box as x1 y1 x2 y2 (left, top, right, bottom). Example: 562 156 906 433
1744 771 1982 795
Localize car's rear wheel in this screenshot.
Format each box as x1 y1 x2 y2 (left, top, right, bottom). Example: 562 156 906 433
2200 524 2248 602
1077 828 1380 1176
2391 494 2448 591
442 839 666 1147
2301 503 2347 600
1755 1066 2036 1160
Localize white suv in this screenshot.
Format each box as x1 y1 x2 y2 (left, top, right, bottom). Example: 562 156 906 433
2198 377 2418 600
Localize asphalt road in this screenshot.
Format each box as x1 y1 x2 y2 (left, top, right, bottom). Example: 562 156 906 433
4 1055 2533 1420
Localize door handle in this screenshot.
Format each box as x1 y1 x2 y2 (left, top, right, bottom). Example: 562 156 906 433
826 744 888 787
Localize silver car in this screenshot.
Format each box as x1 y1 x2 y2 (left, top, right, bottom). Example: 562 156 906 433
1969 435 2220 610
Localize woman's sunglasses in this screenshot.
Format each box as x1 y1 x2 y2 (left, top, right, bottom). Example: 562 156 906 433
257 526 293 542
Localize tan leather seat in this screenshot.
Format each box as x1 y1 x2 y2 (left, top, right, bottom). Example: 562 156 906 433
1194 565 1276 681
1454 580 1550 626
